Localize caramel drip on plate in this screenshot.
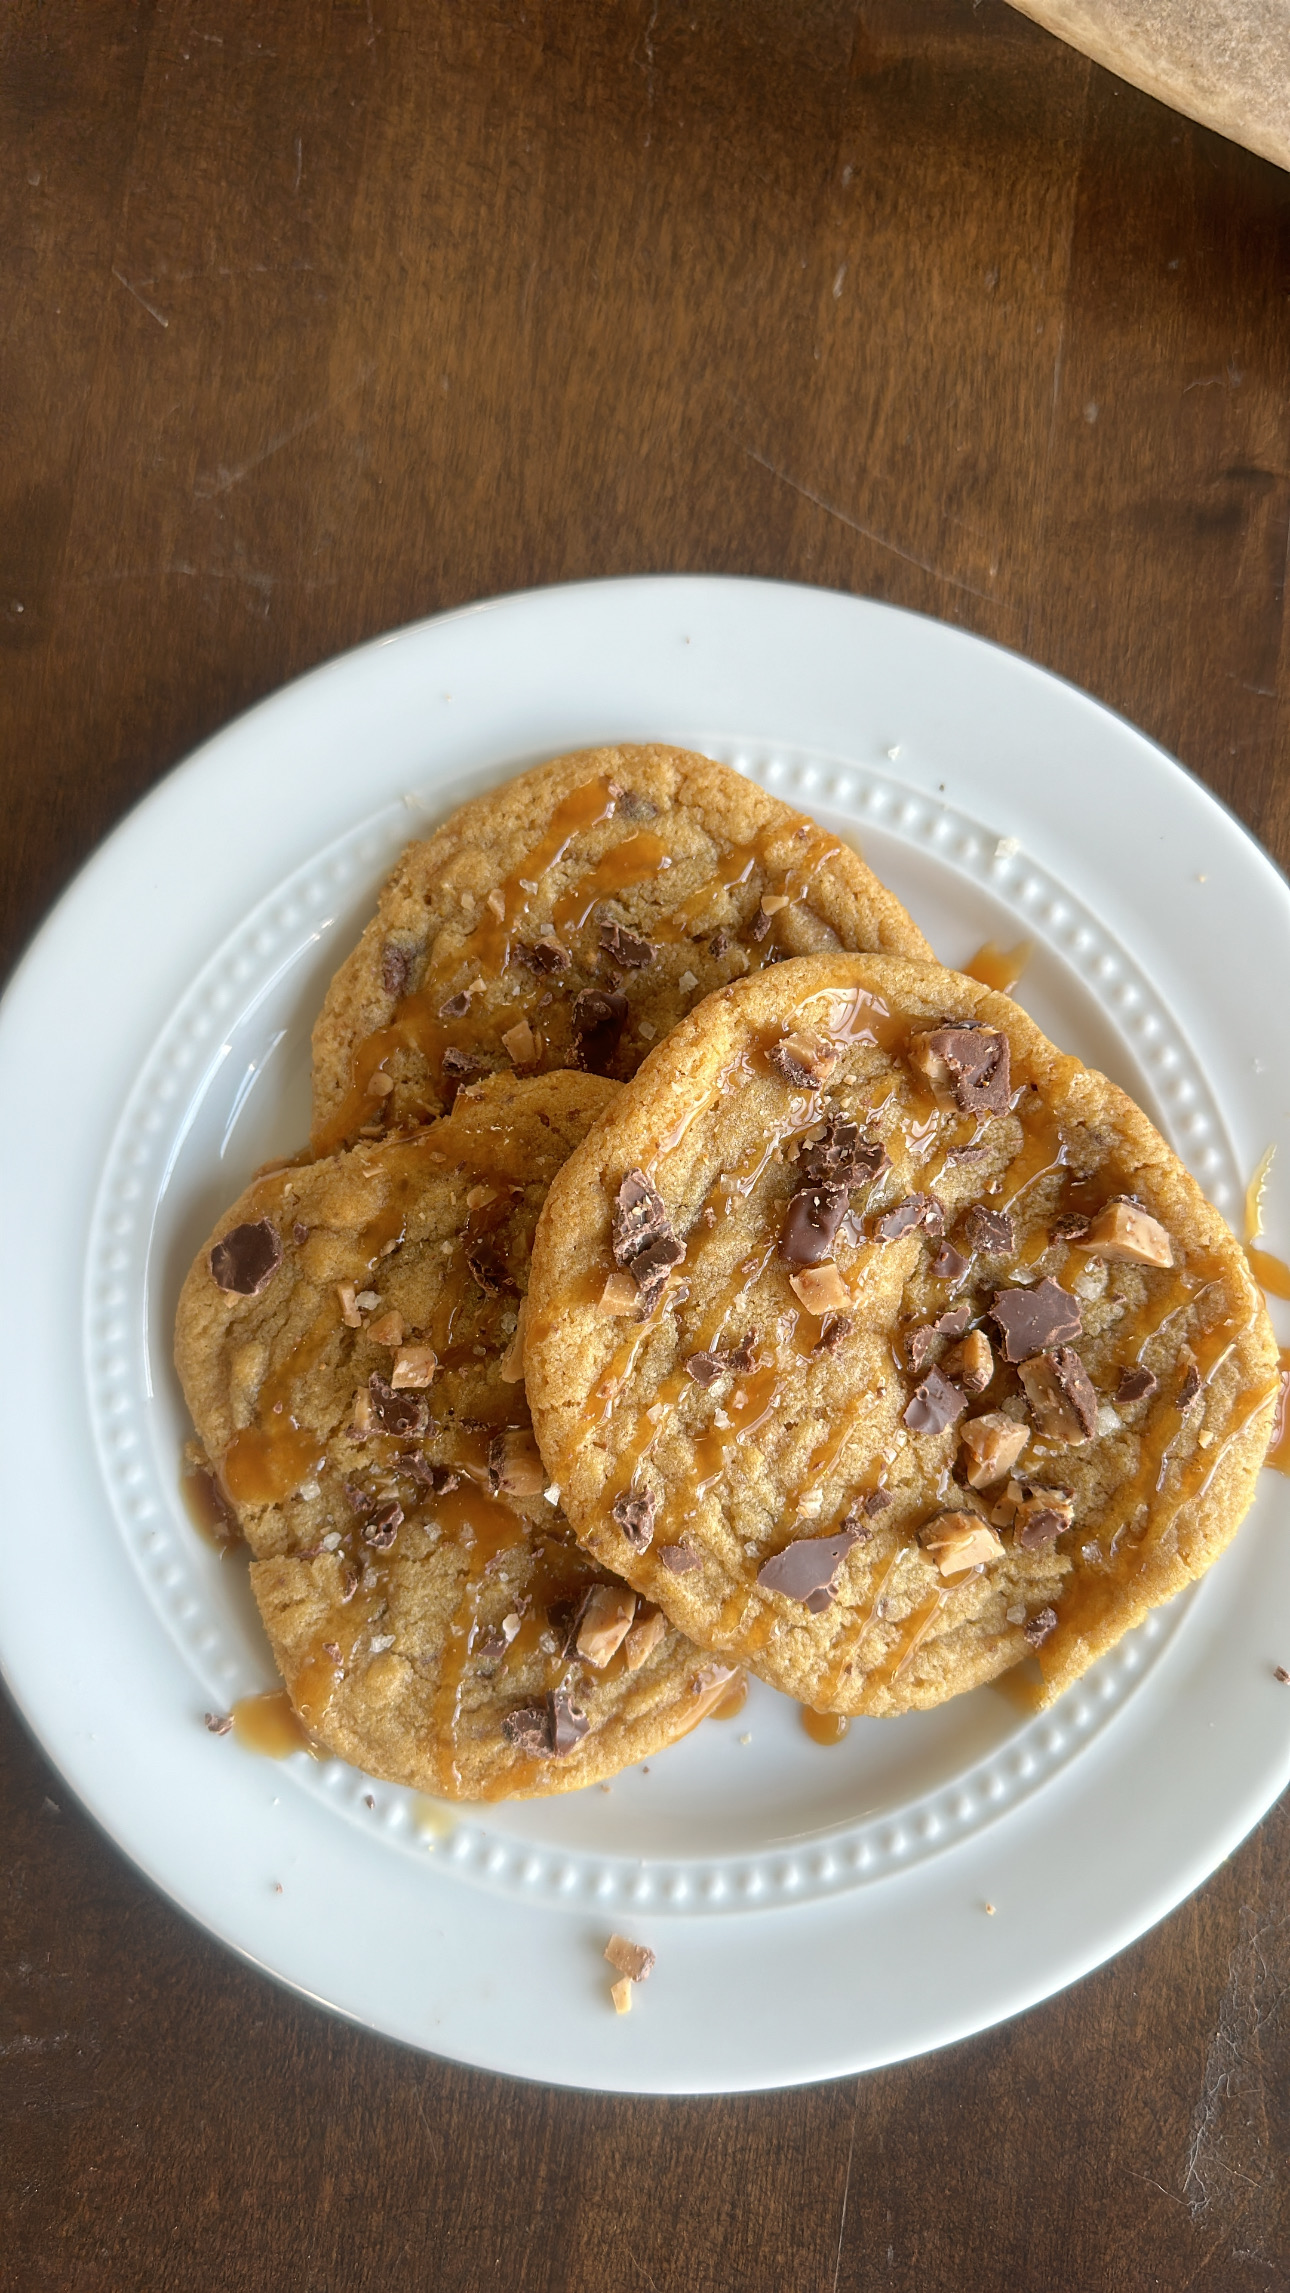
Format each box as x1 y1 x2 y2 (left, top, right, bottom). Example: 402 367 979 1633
799 1706 849 1745
181 1457 243 1550
1247 1245 1290 1301
1265 1351 1290 1476
230 1688 319 1759
709 1675 749 1720
963 939 1032 994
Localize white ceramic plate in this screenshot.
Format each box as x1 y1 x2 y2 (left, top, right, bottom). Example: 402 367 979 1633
1 578 1287 2095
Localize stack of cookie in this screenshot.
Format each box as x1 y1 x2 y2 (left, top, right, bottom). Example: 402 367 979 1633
176 746 1279 1799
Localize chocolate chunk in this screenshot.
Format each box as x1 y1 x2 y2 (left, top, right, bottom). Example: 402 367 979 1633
210 1218 282 1296
1022 1606 1058 1647
815 1314 854 1356
964 1205 1014 1255
906 1305 972 1374
757 1526 864 1612
749 905 773 942
573 987 630 1075
708 929 730 959
381 943 412 1000
616 789 657 821
875 1193 944 1244
910 1024 1011 1116
363 1500 403 1550
292 1220 309 1246
767 1030 839 1090
685 1330 758 1387
204 1711 234 1735
658 1541 701 1573
1115 1366 1158 1407
861 1488 893 1516
343 1478 375 1516
473 1626 508 1664
1052 1211 1091 1242
464 1235 513 1296
599 920 655 968
613 1487 657 1551
611 1170 684 1308
781 1183 848 1268
1015 1505 1071 1551
438 989 472 1019
990 1277 1082 1363
904 1365 968 1436
931 1241 969 1282
411 1458 460 1496
548 1687 590 1755
367 1374 430 1439
798 1116 889 1195
441 1047 481 1083
501 1703 552 1757
1177 1363 1202 1410
514 937 571 974
1018 1346 1098 1444
945 1144 989 1165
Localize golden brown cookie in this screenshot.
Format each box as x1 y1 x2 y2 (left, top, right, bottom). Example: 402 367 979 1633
524 957 1279 1716
175 1071 734 1798
309 743 932 1156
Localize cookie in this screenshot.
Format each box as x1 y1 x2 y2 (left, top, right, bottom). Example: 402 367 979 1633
175 1071 735 1798
524 956 1279 1715
309 743 932 1156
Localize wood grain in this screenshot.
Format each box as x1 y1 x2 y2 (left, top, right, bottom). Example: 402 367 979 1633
3 3 1289 2286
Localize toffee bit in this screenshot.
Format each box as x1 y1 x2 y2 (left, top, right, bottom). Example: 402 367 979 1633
605 1933 656 1982
1023 1607 1058 1648
381 943 412 1000
598 919 655 968
438 989 473 1019
1177 1362 1203 1411
767 1029 839 1090
861 1488 893 1517
749 904 773 943
204 1711 234 1735
708 929 730 958
292 1221 309 1246
613 1487 657 1551
815 1313 854 1356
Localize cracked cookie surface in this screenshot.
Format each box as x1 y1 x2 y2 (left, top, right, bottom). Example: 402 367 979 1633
524 956 1278 1716
309 743 932 1155
175 1070 732 1798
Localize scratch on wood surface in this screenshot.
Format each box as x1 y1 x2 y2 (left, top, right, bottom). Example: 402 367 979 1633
293 136 303 193
832 2079 860 2292
743 447 999 603
194 363 374 498
1181 1904 1290 2239
111 269 169 329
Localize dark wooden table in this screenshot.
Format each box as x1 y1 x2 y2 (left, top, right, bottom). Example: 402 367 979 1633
4 4 1289 2286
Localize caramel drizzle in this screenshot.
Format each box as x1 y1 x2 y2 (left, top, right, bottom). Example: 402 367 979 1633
315 799 847 1156
1265 1349 1290 1476
818 1543 907 1700
1247 1244 1290 1301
